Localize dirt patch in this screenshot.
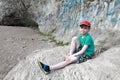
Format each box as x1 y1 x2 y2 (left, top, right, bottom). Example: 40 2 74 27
0 26 56 80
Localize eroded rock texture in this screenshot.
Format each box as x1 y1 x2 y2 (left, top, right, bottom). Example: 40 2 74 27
3 46 120 80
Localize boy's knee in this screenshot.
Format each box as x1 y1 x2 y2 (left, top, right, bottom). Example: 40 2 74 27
65 59 72 64
65 56 77 63
72 36 77 41
65 57 72 63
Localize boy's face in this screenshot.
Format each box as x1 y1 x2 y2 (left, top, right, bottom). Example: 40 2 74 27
79 25 90 36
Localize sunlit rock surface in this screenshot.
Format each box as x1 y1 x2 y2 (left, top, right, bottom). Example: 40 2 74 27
3 45 120 80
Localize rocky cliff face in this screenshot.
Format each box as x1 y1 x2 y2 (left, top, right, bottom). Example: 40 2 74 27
0 0 61 31
0 0 120 38
56 0 120 41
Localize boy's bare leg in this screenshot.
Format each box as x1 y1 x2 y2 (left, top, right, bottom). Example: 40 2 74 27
69 36 80 55
38 37 79 73
50 55 78 70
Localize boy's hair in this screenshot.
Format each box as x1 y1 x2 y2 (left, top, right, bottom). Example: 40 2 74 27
80 21 91 28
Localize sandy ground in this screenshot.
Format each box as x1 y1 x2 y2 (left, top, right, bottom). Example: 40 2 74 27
0 26 56 80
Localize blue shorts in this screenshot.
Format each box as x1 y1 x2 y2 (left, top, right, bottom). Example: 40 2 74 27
74 45 92 63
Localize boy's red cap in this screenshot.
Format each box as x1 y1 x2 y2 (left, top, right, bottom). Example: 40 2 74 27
80 21 91 28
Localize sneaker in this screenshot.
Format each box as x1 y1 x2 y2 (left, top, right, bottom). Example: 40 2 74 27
37 61 50 74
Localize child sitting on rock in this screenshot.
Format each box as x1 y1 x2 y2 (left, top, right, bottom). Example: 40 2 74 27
38 20 95 74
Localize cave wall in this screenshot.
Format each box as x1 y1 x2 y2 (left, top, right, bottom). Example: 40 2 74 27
0 0 60 28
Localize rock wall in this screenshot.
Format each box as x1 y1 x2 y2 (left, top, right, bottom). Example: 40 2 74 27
0 0 61 31
0 0 120 40
55 0 120 41
0 0 36 26
3 45 120 80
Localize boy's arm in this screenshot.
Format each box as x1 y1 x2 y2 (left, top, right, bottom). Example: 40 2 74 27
73 45 88 56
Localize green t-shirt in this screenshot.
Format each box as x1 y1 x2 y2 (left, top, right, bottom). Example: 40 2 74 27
78 34 94 57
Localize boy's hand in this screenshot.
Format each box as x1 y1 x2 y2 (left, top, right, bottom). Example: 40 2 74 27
65 55 71 61
64 55 69 60
64 54 75 61
64 55 71 61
